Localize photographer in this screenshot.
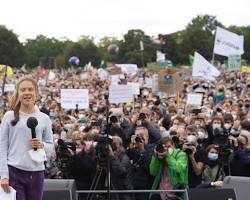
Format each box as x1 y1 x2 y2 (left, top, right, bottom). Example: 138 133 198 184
109 136 135 200
109 109 132 146
230 134 250 176
126 127 154 200
182 126 206 188
149 137 188 200
128 107 161 145
68 135 97 200
206 116 228 145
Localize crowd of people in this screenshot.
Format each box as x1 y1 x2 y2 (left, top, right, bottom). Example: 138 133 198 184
1 64 250 200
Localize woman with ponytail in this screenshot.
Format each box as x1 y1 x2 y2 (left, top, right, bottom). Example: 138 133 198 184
0 77 54 200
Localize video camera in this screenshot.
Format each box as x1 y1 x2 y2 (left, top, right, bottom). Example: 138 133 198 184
212 128 233 164
56 139 77 177
94 134 113 165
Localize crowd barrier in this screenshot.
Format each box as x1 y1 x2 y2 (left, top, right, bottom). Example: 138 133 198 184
42 177 250 200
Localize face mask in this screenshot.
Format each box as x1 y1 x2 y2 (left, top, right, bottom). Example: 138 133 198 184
168 147 174 155
64 124 74 130
224 123 232 130
197 131 206 140
212 124 221 130
208 152 218 161
143 91 149 96
178 109 184 114
186 135 197 145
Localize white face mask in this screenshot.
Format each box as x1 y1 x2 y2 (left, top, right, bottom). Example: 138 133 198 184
186 135 197 145
64 124 74 130
168 147 174 155
197 131 206 140
224 123 232 130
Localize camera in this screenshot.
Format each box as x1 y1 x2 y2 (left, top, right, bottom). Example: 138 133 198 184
155 144 166 153
94 134 113 165
184 144 194 155
56 139 77 177
191 108 202 115
135 135 144 143
110 115 119 123
139 113 146 120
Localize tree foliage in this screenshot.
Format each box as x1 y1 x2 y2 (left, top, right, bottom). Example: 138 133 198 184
0 25 24 67
1 14 250 68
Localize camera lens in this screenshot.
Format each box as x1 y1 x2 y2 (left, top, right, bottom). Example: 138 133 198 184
110 116 118 123
139 113 146 120
135 136 144 143
155 144 166 153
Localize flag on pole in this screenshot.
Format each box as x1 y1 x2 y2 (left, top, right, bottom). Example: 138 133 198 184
192 52 220 81
213 27 244 57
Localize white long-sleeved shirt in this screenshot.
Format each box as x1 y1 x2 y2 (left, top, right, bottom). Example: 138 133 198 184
0 108 54 179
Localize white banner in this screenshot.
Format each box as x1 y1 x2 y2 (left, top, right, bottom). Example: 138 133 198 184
128 82 140 95
60 89 89 109
109 85 133 104
4 84 15 92
213 27 244 57
192 52 220 81
116 64 138 75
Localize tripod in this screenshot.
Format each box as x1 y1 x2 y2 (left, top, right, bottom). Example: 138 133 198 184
86 94 113 200
86 164 118 200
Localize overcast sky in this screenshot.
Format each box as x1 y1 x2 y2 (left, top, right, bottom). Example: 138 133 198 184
0 0 249 43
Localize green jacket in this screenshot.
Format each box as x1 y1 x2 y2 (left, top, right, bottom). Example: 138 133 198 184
149 148 188 199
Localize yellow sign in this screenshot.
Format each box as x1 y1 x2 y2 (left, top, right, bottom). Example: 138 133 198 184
241 66 250 73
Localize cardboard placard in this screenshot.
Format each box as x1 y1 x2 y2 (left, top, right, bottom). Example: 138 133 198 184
158 69 183 95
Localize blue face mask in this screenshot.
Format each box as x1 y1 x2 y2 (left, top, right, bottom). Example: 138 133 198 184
208 152 218 161
212 124 221 129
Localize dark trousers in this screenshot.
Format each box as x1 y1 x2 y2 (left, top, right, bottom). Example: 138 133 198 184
8 165 44 200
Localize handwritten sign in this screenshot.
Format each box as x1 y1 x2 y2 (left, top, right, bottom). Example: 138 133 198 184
60 89 89 109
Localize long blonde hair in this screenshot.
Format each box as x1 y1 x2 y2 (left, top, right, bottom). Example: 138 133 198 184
9 77 39 126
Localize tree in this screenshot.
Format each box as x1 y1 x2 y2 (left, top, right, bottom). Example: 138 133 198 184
119 29 157 67
64 37 101 67
157 33 180 65
0 25 24 67
179 15 223 63
24 35 66 67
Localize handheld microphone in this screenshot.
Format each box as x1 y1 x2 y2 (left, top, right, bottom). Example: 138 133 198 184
27 117 38 151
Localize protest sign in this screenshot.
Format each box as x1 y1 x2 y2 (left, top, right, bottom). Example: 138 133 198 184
61 89 89 109
158 68 183 95
109 67 122 75
109 85 133 104
116 64 138 75
4 84 15 92
187 93 203 106
128 82 140 95
228 55 241 71
241 66 250 73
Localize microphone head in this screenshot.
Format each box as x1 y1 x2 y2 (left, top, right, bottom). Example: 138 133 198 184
27 117 38 129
